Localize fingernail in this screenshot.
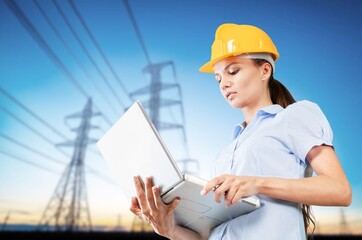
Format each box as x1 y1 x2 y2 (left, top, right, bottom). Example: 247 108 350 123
200 189 206 196
152 186 157 192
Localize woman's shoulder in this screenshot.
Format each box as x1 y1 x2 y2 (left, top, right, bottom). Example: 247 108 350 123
279 101 333 161
285 100 321 112
282 100 327 121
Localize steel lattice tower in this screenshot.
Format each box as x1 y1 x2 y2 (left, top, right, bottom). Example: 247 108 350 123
124 0 199 175
37 99 99 231
339 208 351 235
128 60 201 233
124 0 199 231
130 61 191 232
130 61 185 132
131 61 200 175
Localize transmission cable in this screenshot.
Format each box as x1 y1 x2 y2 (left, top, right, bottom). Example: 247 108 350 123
69 0 132 103
0 87 68 140
0 132 66 165
0 149 59 174
4 0 112 126
0 103 71 158
0 104 116 185
32 0 120 117
52 0 126 110
123 0 152 65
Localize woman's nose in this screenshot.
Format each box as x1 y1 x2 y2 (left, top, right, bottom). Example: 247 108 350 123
220 78 231 91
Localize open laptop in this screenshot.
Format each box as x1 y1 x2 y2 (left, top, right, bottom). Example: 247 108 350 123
97 100 260 234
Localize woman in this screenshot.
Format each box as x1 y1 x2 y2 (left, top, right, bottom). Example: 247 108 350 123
130 24 352 240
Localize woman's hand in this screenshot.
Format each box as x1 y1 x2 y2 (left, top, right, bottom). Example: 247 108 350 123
130 176 180 238
201 174 259 207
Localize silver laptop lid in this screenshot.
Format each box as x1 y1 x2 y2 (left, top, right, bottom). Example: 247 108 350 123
97 100 183 199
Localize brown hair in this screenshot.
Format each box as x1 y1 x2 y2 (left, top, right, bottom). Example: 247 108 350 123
253 59 315 238
252 59 296 107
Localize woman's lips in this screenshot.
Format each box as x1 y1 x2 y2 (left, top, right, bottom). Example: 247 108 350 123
226 92 236 100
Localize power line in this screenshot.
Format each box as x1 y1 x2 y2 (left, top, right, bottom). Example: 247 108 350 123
4 0 87 98
32 0 120 118
0 149 59 174
0 129 117 185
52 0 126 110
37 99 95 232
0 88 115 184
4 0 112 126
69 0 132 103
0 104 117 185
0 86 102 158
4 0 129 188
123 0 152 65
0 87 68 140
0 132 66 165
0 103 66 151
122 1 195 175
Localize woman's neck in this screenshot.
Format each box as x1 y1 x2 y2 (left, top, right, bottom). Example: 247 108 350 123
241 99 273 125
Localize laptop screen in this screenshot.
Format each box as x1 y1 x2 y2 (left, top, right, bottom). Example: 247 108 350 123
97 100 183 199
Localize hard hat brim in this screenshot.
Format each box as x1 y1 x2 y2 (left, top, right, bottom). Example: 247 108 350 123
199 51 279 73
200 24 279 74
199 52 236 73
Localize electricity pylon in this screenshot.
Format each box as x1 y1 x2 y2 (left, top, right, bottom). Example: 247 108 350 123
123 0 199 231
37 98 99 231
339 208 351 235
130 61 186 134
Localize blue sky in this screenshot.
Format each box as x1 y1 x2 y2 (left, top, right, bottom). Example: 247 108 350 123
0 0 361 233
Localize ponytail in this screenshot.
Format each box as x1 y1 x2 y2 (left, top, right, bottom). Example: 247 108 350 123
302 204 316 239
252 58 296 108
270 76 316 239
253 59 315 239
268 76 295 108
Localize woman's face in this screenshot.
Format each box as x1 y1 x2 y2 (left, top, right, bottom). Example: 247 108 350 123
213 56 268 109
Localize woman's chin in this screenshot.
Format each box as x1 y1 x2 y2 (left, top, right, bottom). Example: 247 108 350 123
228 100 244 109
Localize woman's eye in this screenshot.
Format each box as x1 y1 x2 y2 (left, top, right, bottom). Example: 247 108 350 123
215 75 222 83
228 68 239 75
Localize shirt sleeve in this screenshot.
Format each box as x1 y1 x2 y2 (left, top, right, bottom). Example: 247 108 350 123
284 100 333 164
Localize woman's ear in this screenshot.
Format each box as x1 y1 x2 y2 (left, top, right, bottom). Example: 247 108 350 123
261 62 272 81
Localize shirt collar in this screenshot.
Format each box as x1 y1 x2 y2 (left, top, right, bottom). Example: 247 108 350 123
232 124 245 139
232 104 284 139
257 104 284 116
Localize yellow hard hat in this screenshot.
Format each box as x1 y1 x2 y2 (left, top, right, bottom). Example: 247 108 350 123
199 24 279 73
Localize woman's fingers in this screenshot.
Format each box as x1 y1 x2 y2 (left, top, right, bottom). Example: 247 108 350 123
130 197 142 219
130 176 180 237
224 187 237 206
134 176 179 219
167 197 180 213
152 185 163 209
201 174 229 203
145 177 157 211
152 184 180 213
134 176 149 216
201 174 254 205
232 190 244 205
201 175 227 196
213 181 230 203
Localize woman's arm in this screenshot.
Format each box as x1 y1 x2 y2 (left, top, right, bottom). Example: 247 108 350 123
169 225 209 240
130 176 208 240
258 145 352 206
202 145 352 207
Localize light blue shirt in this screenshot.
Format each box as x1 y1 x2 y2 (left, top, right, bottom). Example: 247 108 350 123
209 100 333 240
